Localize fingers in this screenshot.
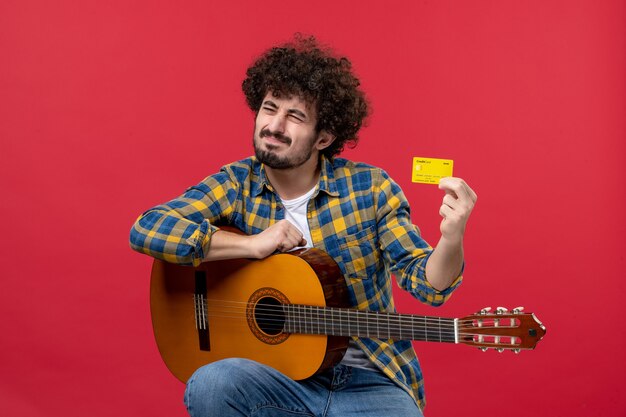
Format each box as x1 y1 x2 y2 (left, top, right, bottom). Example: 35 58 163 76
442 194 458 210
438 178 476 242
439 177 477 204
270 220 307 252
439 202 455 218
438 178 477 216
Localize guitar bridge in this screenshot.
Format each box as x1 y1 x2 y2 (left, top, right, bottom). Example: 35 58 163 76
194 271 210 351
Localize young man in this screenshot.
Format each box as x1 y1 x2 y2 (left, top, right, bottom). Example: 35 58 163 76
130 36 476 417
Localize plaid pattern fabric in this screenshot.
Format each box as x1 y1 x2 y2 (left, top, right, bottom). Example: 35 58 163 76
130 155 462 409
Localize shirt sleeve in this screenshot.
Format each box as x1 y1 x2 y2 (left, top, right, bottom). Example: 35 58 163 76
129 169 240 266
375 170 462 306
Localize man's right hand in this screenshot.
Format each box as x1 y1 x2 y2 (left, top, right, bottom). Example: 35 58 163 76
204 220 306 262
248 220 307 258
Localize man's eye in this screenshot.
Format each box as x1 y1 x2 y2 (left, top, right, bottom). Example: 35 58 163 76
289 115 303 122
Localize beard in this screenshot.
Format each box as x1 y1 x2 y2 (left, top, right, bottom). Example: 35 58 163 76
253 128 316 170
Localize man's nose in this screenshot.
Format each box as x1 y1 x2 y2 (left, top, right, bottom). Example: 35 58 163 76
267 114 286 133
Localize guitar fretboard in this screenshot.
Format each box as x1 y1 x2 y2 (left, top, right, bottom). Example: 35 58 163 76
283 304 457 343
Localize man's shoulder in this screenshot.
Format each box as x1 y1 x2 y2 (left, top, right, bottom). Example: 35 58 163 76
193 157 260 192
330 157 383 173
221 156 258 170
329 157 389 180
219 156 261 178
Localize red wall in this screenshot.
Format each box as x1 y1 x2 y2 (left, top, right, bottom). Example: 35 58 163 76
1 1 624 415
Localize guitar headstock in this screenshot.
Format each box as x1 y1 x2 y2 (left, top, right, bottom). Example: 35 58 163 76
458 307 546 353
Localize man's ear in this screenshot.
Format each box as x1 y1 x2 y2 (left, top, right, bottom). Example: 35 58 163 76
315 130 336 151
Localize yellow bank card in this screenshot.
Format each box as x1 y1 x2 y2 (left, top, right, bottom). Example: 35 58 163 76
411 157 454 184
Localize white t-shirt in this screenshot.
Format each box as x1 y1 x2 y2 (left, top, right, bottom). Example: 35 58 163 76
281 187 315 250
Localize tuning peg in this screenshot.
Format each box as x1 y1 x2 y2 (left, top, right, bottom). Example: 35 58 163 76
479 307 491 315
479 347 488 352
496 307 508 314
496 348 505 353
513 349 521 354
512 307 524 314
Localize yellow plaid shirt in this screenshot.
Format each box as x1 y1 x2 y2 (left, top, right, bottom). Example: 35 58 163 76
130 155 462 409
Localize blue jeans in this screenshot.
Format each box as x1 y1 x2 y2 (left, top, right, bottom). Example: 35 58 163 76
184 358 424 417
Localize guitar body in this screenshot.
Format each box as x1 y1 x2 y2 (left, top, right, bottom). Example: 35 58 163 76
150 248 351 383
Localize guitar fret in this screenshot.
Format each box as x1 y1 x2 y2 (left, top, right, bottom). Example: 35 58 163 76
316 307 320 335
316 306 322 334
324 308 335 334
305 306 309 334
314 306 319 335
317 307 322 334
282 304 456 344
338 310 343 336
304 306 313 334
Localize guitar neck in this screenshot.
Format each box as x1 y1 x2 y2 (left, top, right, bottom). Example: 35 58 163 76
284 304 457 343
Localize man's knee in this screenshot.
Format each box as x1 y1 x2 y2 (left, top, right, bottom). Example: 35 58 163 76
186 358 257 395
185 358 262 415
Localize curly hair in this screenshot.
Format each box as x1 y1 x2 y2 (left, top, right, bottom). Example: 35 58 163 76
242 35 369 158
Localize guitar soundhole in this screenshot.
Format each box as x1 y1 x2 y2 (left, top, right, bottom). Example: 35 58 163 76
246 287 290 345
255 297 285 336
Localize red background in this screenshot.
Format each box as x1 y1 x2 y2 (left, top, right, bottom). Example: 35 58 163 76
1 1 624 416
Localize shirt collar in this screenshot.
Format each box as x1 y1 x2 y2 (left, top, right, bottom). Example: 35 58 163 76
251 155 340 198
251 157 272 197
317 155 340 197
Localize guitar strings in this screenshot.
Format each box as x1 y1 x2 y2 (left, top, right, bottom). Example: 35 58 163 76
202 299 466 329
195 304 517 342
199 298 504 328
192 310 517 343
191 299 519 341
201 298 469 322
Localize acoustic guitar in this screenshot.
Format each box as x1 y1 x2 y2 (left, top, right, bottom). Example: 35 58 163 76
150 247 546 382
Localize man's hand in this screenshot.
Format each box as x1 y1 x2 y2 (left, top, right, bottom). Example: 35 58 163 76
438 177 477 244
249 220 307 259
203 220 306 262
425 177 477 291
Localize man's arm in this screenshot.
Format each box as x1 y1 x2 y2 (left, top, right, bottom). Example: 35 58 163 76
203 220 306 261
376 170 476 306
129 171 238 266
425 177 477 291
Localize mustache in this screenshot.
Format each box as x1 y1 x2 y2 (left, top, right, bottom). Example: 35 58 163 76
260 129 291 145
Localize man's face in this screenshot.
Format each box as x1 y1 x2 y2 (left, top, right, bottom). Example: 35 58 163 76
253 92 322 170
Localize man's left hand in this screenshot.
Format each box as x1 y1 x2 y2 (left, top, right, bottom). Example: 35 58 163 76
438 177 477 244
